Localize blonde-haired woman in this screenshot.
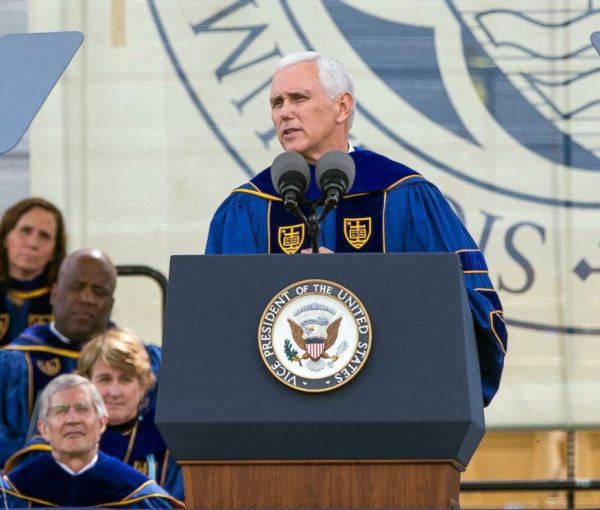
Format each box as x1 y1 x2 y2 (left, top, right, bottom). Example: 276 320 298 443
77 328 183 501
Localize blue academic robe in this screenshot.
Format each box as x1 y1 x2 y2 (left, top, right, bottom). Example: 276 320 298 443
100 406 184 501
0 324 162 465
0 274 53 346
0 451 184 508
3 406 183 502
206 149 507 406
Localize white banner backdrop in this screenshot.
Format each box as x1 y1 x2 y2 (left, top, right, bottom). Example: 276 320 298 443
28 0 600 428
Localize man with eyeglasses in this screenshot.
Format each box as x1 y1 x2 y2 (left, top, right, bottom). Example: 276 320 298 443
0 249 161 466
0 374 183 508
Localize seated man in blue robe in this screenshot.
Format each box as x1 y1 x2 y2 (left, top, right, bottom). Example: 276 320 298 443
206 51 508 406
0 374 183 508
3 328 181 501
0 249 161 465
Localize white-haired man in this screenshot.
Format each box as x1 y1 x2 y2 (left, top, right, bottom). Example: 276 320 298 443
0 374 183 508
0 249 163 466
206 51 507 406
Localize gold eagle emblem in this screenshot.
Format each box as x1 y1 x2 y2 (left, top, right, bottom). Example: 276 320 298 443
287 316 342 363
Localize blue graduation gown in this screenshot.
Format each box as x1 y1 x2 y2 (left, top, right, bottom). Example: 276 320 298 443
0 274 53 346
100 406 183 501
3 406 183 502
206 149 507 406
0 324 162 465
0 451 184 508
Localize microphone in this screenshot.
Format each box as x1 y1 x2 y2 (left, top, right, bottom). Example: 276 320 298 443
271 151 311 211
315 151 356 208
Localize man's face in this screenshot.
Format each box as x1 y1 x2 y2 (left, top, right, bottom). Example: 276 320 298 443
270 61 350 164
39 385 107 466
51 255 115 344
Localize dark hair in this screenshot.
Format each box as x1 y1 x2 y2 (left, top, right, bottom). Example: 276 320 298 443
0 197 67 286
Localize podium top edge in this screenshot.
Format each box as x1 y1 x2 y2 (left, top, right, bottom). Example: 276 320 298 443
172 252 462 258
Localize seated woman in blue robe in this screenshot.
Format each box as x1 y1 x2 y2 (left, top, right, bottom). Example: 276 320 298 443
0 197 67 345
3 328 183 501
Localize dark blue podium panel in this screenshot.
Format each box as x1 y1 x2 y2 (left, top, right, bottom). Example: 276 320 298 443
157 253 484 465
0 32 83 155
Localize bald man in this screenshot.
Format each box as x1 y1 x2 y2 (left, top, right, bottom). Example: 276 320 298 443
0 249 161 466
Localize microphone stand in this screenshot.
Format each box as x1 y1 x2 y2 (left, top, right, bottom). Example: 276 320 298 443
286 193 341 254
285 199 320 253
308 208 320 254
307 194 339 253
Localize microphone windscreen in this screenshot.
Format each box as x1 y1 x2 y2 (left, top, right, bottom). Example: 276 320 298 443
315 151 356 192
271 151 310 194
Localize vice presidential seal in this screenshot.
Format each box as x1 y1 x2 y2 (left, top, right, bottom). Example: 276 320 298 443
258 279 371 393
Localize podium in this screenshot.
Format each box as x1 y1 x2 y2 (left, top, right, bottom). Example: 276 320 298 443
157 253 484 509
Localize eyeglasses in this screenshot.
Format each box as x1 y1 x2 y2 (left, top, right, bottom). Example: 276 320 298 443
48 401 94 417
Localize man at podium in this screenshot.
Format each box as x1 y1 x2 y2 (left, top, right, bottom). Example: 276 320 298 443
205 51 507 407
